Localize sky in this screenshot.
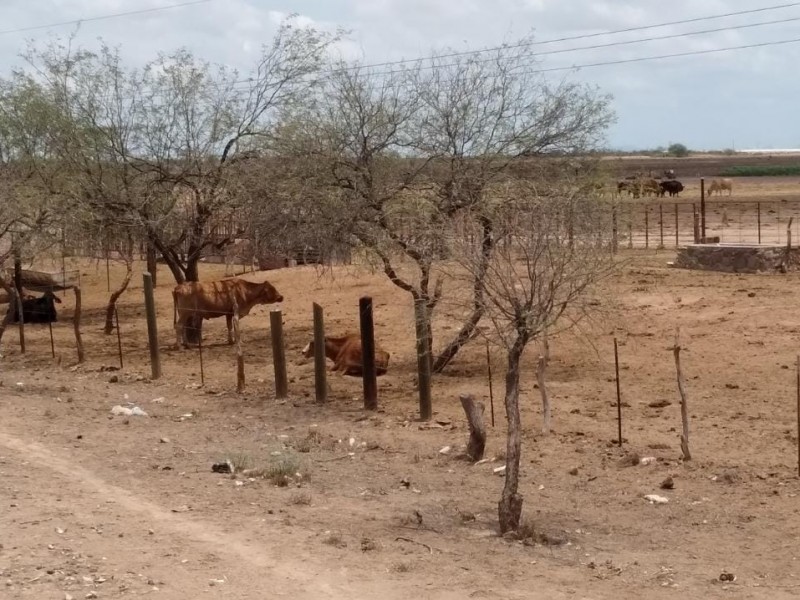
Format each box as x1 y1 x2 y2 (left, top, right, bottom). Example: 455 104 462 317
0 0 798 151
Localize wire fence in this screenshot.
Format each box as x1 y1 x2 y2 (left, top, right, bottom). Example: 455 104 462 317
620 199 800 249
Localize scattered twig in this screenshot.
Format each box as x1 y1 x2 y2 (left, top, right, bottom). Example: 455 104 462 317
395 536 435 554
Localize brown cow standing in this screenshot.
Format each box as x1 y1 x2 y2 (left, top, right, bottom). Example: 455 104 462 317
172 278 283 348
302 334 390 376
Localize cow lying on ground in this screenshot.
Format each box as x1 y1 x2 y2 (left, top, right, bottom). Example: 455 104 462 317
659 180 684 197
10 290 61 323
172 277 283 348
302 334 390 376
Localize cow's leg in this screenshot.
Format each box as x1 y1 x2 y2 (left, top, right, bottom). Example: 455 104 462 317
226 314 234 344
175 314 186 349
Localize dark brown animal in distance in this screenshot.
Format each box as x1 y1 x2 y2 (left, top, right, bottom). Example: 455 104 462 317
172 277 283 348
302 334 390 376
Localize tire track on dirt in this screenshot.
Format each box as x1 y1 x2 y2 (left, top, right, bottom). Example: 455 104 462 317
0 428 426 600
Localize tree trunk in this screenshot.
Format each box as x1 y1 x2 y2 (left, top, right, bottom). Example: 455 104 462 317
0 276 16 346
103 259 133 335
184 250 201 282
459 394 486 461
434 216 494 373
414 298 433 421
498 334 526 534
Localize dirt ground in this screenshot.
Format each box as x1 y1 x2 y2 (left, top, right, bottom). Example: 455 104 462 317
3 232 800 598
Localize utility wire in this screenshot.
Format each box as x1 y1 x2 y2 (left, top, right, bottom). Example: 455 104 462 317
323 1 800 73
0 0 215 36
355 14 800 78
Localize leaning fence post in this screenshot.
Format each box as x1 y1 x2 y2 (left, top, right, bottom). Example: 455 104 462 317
313 303 327 403
114 306 123 370
270 310 288 399
359 296 378 411
142 272 161 379
73 286 85 364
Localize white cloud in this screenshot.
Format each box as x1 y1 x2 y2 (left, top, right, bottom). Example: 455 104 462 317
0 0 798 149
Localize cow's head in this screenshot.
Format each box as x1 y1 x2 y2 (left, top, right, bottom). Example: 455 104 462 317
256 280 283 304
42 291 62 304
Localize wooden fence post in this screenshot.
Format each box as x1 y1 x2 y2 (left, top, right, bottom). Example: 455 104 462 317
659 203 664 249
114 306 123 370
313 303 327 403
359 296 378 411
700 177 706 240
614 337 622 447
270 310 288 399
645 206 649 249
674 203 679 246
757 202 762 244
142 273 161 379
673 329 692 461
611 202 618 252
231 294 245 393
73 286 85 364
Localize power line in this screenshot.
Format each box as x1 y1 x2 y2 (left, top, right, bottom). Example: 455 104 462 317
515 35 800 75
0 0 215 36
357 14 800 79
323 1 800 74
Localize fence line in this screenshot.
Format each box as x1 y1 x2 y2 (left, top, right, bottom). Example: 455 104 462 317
620 199 800 249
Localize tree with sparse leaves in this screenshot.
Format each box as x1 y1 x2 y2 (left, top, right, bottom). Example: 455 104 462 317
455 173 615 533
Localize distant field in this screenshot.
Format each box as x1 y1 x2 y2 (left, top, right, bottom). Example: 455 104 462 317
719 164 800 177
601 153 800 179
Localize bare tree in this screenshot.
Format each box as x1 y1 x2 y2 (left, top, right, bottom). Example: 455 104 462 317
410 39 614 372
455 176 615 533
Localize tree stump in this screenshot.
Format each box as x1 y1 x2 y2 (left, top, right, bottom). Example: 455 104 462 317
459 394 486 461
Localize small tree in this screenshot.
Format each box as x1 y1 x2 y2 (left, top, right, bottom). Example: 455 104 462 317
668 143 689 158
456 176 615 533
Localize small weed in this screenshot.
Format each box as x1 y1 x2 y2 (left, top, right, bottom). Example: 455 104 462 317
224 452 254 473
390 561 412 573
322 531 347 548
289 491 312 506
360 537 379 552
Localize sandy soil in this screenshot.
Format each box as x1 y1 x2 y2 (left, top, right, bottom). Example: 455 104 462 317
2 247 800 598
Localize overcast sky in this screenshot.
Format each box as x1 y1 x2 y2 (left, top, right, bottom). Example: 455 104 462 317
1 0 798 150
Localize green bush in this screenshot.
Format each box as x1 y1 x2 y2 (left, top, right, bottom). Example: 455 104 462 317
719 165 800 177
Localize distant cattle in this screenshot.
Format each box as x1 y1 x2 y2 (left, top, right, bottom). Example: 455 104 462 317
664 169 676 179
302 334 390 376
172 277 283 348
707 178 733 197
11 290 61 324
659 180 684 197
640 178 661 197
